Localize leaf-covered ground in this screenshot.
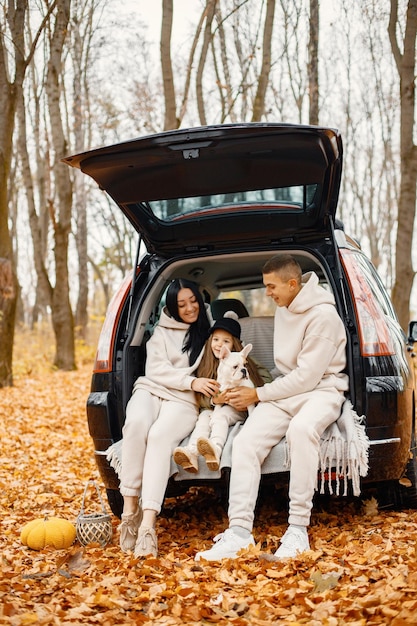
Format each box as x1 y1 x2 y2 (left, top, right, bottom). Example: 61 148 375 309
1 359 417 625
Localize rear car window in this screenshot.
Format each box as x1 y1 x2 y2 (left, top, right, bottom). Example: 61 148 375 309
146 184 318 221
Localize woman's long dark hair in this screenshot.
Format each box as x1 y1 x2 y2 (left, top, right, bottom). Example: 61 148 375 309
165 279 210 365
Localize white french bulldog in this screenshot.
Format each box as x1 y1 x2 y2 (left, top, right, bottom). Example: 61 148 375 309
217 343 255 414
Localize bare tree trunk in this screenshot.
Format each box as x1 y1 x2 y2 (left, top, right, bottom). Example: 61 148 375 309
178 7 206 123
0 0 58 384
280 1 305 122
74 171 88 340
213 4 235 122
16 93 53 314
0 2 26 386
252 0 275 122
0 258 17 386
46 0 75 370
27 57 52 326
161 0 178 130
72 0 89 340
308 0 319 125
196 0 217 126
88 255 110 309
388 0 417 330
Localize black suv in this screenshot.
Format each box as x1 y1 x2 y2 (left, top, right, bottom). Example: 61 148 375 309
64 123 417 518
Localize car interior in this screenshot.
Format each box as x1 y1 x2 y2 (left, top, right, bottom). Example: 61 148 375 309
121 250 338 422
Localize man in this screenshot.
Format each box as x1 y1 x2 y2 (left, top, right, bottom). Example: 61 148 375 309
195 254 348 561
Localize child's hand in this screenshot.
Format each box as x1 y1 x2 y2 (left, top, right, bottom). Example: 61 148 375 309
192 377 220 397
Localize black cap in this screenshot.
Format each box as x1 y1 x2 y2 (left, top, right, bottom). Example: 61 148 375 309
209 311 241 340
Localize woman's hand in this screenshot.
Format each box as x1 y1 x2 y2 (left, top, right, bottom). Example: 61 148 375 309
191 377 220 397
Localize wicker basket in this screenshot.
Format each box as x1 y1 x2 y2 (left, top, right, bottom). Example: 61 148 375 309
76 480 113 547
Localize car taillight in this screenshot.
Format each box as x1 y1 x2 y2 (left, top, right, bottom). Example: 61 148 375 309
340 250 395 357
94 273 132 373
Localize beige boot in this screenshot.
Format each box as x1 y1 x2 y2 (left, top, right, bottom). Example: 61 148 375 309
173 446 199 473
119 505 143 552
134 526 158 558
197 437 221 471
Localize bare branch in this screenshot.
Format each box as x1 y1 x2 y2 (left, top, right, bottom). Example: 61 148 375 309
388 0 402 71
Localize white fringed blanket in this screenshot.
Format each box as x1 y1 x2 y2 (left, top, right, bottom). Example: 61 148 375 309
317 399 369 496
106 399 369 496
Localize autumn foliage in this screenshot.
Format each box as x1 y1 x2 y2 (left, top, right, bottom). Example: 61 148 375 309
1 341 417 624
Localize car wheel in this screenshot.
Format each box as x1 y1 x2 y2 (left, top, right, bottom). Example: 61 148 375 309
397 444 417 509
106 488 124 519
378 434 417 510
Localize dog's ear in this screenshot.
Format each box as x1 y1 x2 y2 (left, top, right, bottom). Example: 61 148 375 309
219 344 231 360
241 343 253 359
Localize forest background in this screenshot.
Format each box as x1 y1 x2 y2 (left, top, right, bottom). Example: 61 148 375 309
0 0 417 386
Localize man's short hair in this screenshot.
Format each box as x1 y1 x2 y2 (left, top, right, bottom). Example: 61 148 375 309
262 254 302 284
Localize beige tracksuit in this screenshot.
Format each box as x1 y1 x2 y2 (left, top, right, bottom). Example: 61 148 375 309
120 306 209 513
228 272 349 529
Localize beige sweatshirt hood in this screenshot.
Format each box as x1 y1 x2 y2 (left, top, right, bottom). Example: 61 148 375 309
289 271 336 314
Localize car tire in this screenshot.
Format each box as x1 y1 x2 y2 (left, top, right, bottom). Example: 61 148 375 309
378 433 417 510
397 444 417 509
106 488 124 519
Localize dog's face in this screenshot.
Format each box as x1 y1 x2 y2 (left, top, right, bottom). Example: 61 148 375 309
217 343 253 390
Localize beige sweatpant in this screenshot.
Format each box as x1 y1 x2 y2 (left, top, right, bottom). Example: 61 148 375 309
185 405 246 453
120 389 198 513
228 388 345 530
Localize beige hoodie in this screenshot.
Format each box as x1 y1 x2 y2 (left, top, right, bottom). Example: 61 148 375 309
257 272 349 403
132 304 211 406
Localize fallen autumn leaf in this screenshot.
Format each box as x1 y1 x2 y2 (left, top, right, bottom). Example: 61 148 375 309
1 360 417 624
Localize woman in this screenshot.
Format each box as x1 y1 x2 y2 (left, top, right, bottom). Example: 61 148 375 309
119 278 218 558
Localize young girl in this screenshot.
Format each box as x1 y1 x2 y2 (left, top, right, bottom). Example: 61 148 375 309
173 311 270 473
119 278 218 559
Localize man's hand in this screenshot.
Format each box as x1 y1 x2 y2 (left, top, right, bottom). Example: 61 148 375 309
225 386 258 411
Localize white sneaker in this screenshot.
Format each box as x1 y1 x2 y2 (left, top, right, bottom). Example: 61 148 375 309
195 528 255 561
274 526 310 559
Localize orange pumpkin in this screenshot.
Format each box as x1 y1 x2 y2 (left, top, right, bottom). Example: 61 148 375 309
20 516 76 550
